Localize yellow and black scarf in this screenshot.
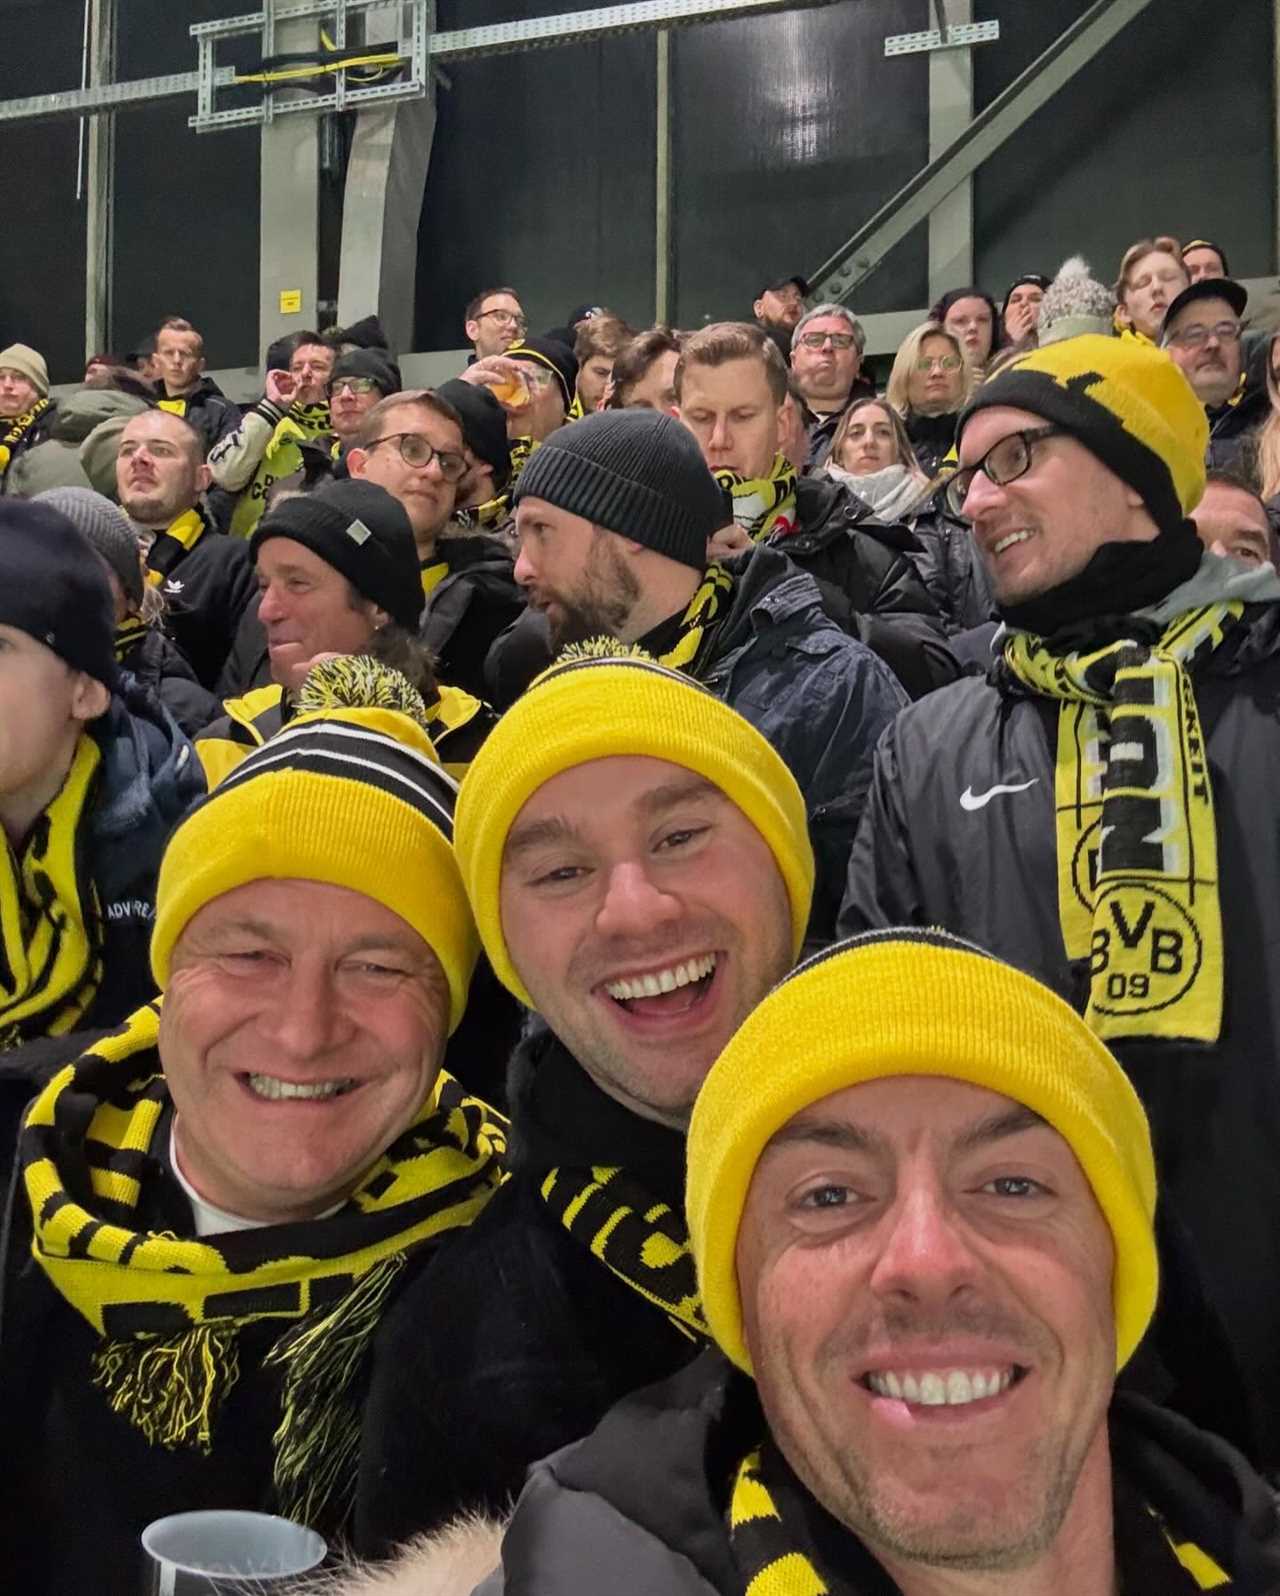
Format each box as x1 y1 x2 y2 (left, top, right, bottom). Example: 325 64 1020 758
0 395 51 476
715 454 799 544
453 494 510 532
540 1164 710 1343
1003 603 1243 1045
0 735 103 1050
421 557 450 598
508 435 537 491
728 1444 1233 1593
21 1001 507 1526
114 618 149 661
230 402 332 541
655 562 734 673
145 507 207 587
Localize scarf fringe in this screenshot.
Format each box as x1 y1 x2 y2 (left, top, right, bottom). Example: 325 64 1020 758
92 1324 241 1454
267 1252 410 1527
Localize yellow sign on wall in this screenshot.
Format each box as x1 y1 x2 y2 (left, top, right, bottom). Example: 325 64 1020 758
279 289 303 315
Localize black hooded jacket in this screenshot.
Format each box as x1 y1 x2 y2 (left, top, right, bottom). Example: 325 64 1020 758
840 599 1280 1472
475 1356 1280 1594
143 504 258 689
352 1026 701 1556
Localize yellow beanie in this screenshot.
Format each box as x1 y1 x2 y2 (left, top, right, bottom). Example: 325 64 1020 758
152 702 479 1033
958 333 1207 532
688 930 1158 1375
454 645 815 1008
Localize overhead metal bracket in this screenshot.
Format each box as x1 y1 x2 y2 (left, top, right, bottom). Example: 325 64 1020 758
811 0 1157 305
884 20 999 57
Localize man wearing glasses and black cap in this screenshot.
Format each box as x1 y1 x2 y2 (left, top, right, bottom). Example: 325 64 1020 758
753 272 809 361
1160 277 1268 472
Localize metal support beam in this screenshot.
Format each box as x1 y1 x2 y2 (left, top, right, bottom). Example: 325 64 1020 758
655 29 673 324
337 3 437 354
809 0 1158 305
259 9 322 353
83 0 117 360
927 0 972 304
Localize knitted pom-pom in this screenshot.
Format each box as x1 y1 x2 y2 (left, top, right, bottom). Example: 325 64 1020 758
295 654 431 730
553 638 659 666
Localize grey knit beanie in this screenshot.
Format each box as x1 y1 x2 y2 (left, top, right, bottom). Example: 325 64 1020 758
34 485 144 609
1038 256 1117 346
512 409 724 570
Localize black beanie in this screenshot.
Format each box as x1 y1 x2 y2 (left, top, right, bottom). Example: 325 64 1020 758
251 478 423 629
332 346 402 396
506 336 579 411
512 410 723 570
0 499 117 687
436 378 511 490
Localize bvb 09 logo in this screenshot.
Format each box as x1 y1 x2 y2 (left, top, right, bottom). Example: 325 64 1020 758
1072 824 1203 1017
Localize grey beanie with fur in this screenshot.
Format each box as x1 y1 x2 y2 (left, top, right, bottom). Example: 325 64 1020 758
1037 256 1117 347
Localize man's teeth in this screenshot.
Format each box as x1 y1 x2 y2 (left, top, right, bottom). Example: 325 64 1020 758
246 1074 355 1102
866 1368 1016 1405
993 529 1032 555
605 953 716 1001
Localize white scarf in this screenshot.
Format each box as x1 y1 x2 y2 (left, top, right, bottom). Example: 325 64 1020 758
823 461 927 524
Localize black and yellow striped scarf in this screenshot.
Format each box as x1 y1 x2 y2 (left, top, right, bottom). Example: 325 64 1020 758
715 454 799 544
1003 603 1242 1045
540 1164 710 1342
145 507 206 587
230 403 333 540
114 618 149 661
656 562 734 672
508 435 537 490
728 1443 1233 1592
0 395 51 476
453 494 510 532
0 734 103 1050
21 1002 507 1526
421 557 450 598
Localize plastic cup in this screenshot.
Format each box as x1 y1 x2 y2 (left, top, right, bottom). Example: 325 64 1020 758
141 1510 327 1594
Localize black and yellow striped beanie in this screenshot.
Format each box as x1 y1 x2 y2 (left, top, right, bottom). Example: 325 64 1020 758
688 930 1158 1375
151 680 478 1032
958 333 1207 533
454 644 815 1008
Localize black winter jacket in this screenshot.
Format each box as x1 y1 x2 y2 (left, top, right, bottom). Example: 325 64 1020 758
143 505 258 689
161 375 241 458
119 628 221 735
906 501 996 634
1205 385 1269 474
801 379 876 468
903 407 959 477
476 1356 1280 1595
840 601 1280 1471
421 531 526 703
778 475 958 697
353 1028 700 1555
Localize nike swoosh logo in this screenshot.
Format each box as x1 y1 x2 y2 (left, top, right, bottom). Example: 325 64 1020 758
960 779 1039 811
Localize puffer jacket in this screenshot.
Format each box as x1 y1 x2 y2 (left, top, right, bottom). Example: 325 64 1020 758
474 1355 1280 1595
839 592 1280 1472
117 626 222 736
142 504 259 689
903 407 959 477
776 475 958 697
5 389 149 498
421 532 526 704
906 499 996 633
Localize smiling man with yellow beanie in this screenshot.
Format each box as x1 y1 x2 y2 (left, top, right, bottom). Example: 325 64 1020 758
0 659 507 1596
468 930 1280 1596
841 333 1280 1474
348 642 816 1559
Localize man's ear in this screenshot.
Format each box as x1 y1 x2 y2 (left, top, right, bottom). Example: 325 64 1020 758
70 672 111 725
464 319 480 344
346 448 369 479
752 297 766 322
196 460 212 495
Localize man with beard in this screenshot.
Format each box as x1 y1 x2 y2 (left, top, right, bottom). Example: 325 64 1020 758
500 409 905 936
753 272 808 361
473 931 1280 1594
116 409 257 689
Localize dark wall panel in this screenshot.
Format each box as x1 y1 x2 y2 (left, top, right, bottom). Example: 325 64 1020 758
672 0 930 325
0 0 89 383
974 0 1276 300
112 0 261 369
418 0 656 349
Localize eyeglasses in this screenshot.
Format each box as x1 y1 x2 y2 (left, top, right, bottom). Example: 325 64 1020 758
915 354 963 372
330 376 380 396
475 309 527 332
1166 320 1242 350
944 426 1062 518
797 331 857 351
364 432 468 482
